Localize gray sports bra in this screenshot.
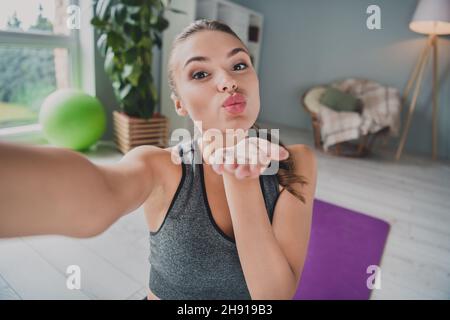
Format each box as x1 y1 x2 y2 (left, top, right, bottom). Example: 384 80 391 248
148 138 282 299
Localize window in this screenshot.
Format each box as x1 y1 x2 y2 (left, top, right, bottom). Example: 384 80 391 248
0 0 81 137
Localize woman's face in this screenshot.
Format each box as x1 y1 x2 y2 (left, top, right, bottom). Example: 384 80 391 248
171 30 260 135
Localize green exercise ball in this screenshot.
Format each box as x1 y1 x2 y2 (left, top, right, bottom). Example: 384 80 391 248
39 89 106 151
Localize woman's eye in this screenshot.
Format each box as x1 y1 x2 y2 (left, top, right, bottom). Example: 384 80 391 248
192 71 208 80
234 62 248 71
191 63 248 80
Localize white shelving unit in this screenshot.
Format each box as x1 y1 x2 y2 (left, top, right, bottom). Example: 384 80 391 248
160 0 264 140
197 0 263 71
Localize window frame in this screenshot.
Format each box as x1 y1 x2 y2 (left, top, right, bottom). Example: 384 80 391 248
0 0 95 139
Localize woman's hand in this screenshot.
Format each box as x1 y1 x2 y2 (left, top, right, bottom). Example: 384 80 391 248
201 136 289 180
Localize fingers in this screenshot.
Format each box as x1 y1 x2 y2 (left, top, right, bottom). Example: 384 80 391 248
238 164 262 180
229 163 264 180
235 164 251 180
208 148 224 166
278 147 289 161
249 163 262 178
224 162 238 174
245 137 289 162
201 131 224 165
204 136 290 179
269 143 289 161
212 163 224 175
202 141 216 165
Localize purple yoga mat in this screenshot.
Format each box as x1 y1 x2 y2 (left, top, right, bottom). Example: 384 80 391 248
294 199 390 300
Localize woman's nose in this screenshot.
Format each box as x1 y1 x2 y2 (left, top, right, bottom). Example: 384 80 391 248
217 76 238 93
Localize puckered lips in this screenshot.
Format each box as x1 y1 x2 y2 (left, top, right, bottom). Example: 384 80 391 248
222 93 246 114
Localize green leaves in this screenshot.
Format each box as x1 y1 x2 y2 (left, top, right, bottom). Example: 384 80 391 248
90 16 108 29
121 63 142 86
96 33 107 55
154 15 169 31
122 0 143 6
123 23 142 42
124 47 138 63
106 31 125 50
138 36 152 49
112 4 127 25
91 0 179 118
119 83 133 100
94 0 112 21
104 48 115 74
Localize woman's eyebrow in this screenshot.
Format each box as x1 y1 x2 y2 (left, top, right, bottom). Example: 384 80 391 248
183 47 249 69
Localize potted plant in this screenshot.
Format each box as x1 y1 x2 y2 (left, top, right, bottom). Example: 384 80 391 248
91 0 183 153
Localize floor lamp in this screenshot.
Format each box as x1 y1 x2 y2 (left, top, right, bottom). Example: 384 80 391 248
395 0 450 161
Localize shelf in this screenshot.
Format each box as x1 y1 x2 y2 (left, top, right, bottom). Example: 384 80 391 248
194 0 264 72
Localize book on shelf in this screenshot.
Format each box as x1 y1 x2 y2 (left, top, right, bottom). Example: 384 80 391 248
248 25 260 42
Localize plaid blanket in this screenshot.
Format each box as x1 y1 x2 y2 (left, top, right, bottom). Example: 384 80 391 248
318 78 401 151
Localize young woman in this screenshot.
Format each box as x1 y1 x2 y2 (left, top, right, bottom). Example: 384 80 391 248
0 19 317 300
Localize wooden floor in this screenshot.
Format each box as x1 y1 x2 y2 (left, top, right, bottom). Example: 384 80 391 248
1 122 449 299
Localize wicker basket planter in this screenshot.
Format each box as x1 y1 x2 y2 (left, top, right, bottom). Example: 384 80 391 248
113 110 169 154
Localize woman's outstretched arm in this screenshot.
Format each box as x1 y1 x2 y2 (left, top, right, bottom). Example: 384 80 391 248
0 141 159 238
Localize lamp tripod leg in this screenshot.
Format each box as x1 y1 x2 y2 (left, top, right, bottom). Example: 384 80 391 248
432 35 438 161
402 35 434 106
395 39 432 161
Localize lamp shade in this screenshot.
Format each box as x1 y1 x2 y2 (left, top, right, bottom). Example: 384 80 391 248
409 0 450 35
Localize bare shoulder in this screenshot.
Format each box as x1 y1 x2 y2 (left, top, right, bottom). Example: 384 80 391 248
120 145 173 171
103 144 178 196
121 144 173 160
285 143 316 159
285 144 317 173
140 143 182 175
